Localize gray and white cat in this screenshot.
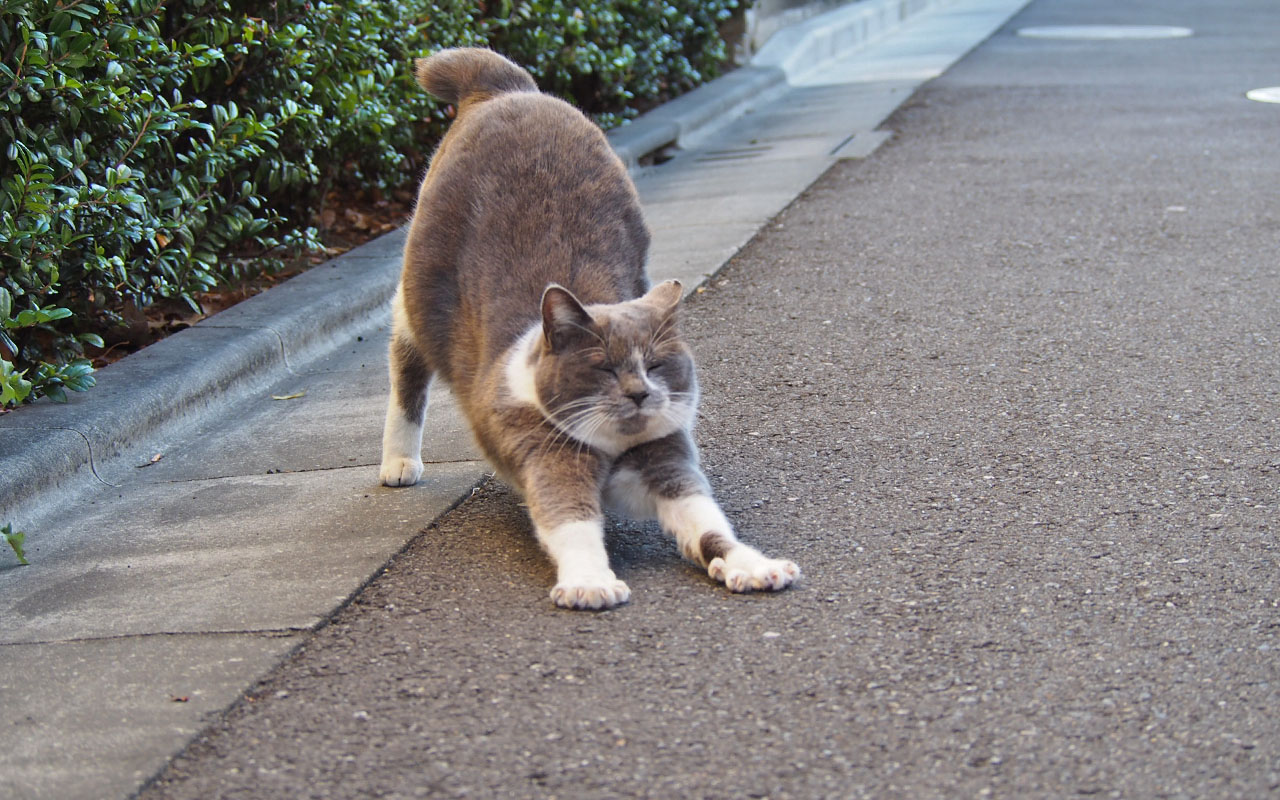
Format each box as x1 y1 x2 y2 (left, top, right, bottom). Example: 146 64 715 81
379 48 799 609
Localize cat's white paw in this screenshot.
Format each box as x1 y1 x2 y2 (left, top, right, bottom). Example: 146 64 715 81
380 457 424 487
550 575 631 610
708 551 800 593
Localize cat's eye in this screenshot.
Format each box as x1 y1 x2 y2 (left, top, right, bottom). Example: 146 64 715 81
646 361 665 371
596 366 617 376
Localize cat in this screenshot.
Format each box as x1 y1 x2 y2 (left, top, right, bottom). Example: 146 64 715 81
379 48 799 609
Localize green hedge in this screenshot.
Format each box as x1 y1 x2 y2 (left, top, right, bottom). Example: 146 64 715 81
0 0 739 407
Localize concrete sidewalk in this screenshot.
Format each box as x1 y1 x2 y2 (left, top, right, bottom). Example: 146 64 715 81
0 1 1032 798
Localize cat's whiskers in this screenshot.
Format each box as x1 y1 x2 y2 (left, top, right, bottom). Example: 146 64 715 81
570 407 614 452
660 391 702 427
550 405 606 441
570 416 607 457
648 315 679 351
548 397 602 417
544 404 598 438
537 421 586 464
539 399 612 458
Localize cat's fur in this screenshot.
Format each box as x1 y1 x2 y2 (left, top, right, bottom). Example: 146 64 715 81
380 48 799 609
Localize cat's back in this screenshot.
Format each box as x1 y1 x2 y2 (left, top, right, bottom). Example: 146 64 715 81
413 48 640 242
433 90 636 229
403 50 650 382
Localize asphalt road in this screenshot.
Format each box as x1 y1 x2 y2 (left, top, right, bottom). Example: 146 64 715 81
141 0 1279 797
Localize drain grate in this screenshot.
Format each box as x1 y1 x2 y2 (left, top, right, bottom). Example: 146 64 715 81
1017 25 1193 40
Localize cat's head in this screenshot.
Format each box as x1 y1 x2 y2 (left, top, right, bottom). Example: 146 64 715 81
532 280 697 454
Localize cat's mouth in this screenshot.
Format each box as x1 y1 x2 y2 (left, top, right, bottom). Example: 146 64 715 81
614 413 652 436
613 395 690 440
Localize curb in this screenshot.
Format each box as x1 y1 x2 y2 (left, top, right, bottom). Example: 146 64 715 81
0 0 949 527
607 66 788 168
0 230 405 523
608 0 951 166
752 0 938 75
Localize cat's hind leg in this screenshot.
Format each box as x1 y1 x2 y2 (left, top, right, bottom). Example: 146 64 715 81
380 289 431 487
607 433 800 593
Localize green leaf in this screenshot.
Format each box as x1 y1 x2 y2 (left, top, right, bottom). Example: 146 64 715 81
35 307 73 323
1 363 32 406
2 524 28 566
61 359 95 379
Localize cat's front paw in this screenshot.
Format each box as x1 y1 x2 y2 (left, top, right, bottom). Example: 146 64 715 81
708 550 800 593
380 457 424 487
550 574 631 610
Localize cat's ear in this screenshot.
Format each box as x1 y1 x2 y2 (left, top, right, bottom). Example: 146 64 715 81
641 280 683 314
541 284 595 352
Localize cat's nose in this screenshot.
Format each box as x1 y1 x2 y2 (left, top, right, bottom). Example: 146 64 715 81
626 390 649 407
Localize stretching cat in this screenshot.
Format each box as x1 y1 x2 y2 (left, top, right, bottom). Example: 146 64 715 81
380 48 799 609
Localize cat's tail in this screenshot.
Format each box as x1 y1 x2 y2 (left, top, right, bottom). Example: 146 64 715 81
414 48 538 108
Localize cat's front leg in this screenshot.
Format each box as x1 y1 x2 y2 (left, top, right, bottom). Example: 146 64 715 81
524 460 629 610
608 434 799 593
538 519 630 610
658 493 800 593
